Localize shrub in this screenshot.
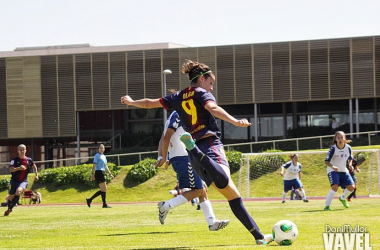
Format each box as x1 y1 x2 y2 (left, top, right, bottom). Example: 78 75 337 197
126 158 158 184
226 151 242 173
38 163 120 187
354 152 369 165
249 150 285 180
0 178 10 190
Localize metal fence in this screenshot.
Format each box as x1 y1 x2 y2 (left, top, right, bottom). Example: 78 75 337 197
1 130 380 173
225 130 380 153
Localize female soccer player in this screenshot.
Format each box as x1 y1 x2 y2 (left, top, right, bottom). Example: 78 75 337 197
121 60 273 245
156 110 229 231
86 144 114 208
280 154 308 203
324 131 355 211
346 157 361 201
4 144 39 216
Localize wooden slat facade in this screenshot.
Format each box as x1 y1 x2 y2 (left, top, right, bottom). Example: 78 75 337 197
1 36 380 139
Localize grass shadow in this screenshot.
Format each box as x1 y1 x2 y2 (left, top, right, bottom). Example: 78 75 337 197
302 208 345 213
30 182 96 193
128 245 236 250
123 176 140 188
129 248 192 250
100 231 176 236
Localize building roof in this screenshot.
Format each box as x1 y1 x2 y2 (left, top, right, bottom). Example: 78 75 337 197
0 42 189 58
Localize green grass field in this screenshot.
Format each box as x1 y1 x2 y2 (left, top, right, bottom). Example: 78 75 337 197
0 145 379 249
241 147 380 198
0 199 379 249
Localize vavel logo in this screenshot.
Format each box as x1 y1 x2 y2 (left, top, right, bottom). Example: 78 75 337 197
323 225 372 250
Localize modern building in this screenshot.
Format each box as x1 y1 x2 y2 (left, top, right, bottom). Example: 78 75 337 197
0 35 379 167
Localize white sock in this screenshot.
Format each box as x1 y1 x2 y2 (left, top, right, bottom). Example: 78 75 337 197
300 189 307 199
340 189 352 199
163 195 188 210
200 200 216 226
282 192 287 202
325 190 336 206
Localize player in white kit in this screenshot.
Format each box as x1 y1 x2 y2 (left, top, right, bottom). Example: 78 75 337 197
324 131 355 211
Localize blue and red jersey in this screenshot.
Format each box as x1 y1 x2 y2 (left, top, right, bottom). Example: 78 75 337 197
10 156 34 182
160 87 221 141
346 158 358 177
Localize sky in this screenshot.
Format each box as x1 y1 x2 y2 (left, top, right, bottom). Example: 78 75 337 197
1 0 380 52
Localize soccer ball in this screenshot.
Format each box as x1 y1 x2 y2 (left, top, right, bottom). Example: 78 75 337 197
272 220 298 245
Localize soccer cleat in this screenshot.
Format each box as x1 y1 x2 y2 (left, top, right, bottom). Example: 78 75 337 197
256 234 274 245
282 200 286 204
209 220 230 231
347 198 352 202
180 133 195 150
158 201 169 225
86 198 91 208
102 204 112 208
4 209 12 216
339 197 349 208
324 206 331 211
196 205 201 210
303 199 309 202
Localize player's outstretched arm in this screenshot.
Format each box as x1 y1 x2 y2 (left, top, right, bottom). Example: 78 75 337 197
120 95 162 109
205 101 251 127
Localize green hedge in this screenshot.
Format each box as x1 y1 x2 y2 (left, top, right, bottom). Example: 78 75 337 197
38 163 120 187
226 151 242 173
126 159 158 184
0 178 10 190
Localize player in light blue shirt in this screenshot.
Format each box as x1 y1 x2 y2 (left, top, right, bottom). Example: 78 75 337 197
324 131 355 211
86 144 114 208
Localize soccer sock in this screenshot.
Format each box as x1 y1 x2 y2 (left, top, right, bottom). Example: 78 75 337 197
9 195 20 210
163 195 188 210
90 190 101 201
347 188 356 199
188 146 229 189
200 200 216 225
325 190 336 206
282 192 287 202
340 189 352 200
101 192 106 205
228 197 264 240
300 189 307 199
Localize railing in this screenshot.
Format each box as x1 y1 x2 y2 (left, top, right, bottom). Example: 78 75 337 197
1 130 379 170
106 134 122 150
225 130 380 152
34 151 159 167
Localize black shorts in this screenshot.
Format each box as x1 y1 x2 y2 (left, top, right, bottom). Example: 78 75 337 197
95 170 106 184
188 136 229 187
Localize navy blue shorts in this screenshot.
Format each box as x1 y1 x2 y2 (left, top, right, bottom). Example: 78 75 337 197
9 181 28 195
170 156 203 189
327 171 354 189
350 174 357 183
95 170 106 183
283 179 302 192
188 136 229 187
